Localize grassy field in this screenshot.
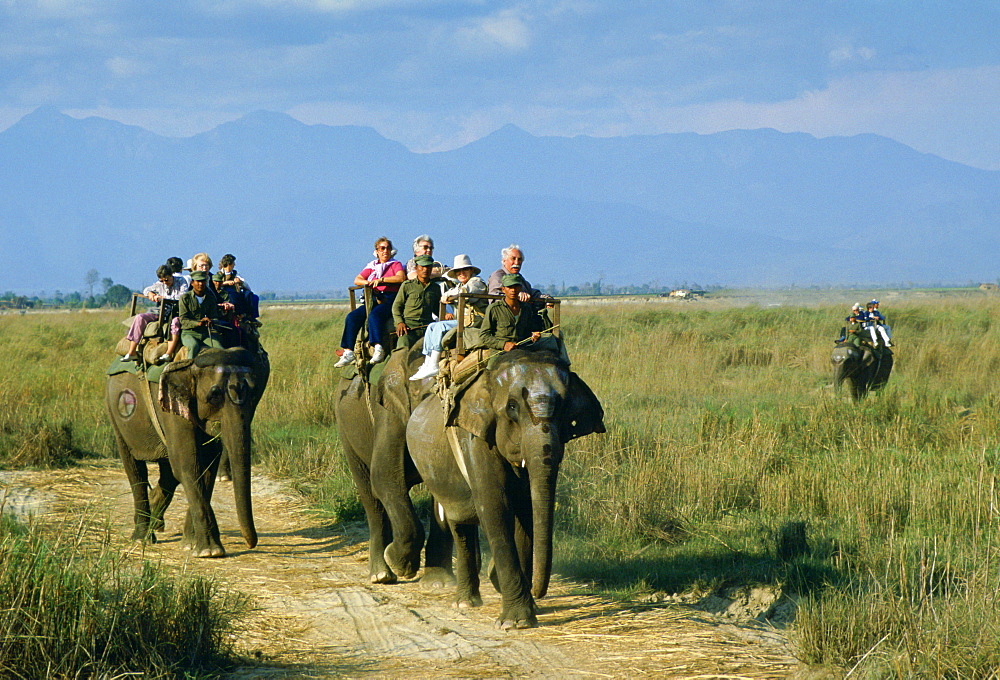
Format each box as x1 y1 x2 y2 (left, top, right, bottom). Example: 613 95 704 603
3 291 1000 677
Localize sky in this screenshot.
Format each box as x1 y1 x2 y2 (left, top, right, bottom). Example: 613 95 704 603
0 1 997 170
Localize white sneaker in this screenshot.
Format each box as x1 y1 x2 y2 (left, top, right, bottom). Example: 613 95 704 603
369 344 386 364
121 354 136 362
334 349 355 368
409 362 439 381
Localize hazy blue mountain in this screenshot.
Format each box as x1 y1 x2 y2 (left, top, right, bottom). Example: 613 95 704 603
0 107 996 294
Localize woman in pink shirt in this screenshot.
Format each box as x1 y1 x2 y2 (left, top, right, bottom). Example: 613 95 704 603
335 237 406 367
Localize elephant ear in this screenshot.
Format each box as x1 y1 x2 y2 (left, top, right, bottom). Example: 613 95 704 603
453 374 496 444
158 359 199 424
563 371 605 442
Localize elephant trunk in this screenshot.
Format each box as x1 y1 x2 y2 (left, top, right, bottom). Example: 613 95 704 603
223 409 258 548
528 439 560 599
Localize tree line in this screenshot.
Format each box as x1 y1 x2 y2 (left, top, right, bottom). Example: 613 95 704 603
1 269 133 310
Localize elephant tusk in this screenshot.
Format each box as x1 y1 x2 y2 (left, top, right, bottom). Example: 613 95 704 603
437 502 446 523
521 459 526 468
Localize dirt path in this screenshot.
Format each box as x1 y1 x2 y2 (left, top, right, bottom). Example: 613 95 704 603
1 462 803 678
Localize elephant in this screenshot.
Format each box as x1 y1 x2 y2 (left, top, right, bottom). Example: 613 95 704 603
404 348 605 629
831 342 893 400
106 346 269 557
333 342 453 586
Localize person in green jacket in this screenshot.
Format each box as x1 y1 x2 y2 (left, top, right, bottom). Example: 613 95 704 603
391 254 446 356
478 273 545 351
178 270 234 359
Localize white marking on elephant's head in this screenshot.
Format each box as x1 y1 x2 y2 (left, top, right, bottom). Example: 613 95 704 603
214 365 251 374
521 366 568 421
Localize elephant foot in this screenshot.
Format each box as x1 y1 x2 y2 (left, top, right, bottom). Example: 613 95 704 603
496 614 537 630
453 594 483 609
384 543 419 580
181 537 226 558
131 527 158 544
496 599 538 630
192 545 227 558
420 567 455 590
370 569 398 585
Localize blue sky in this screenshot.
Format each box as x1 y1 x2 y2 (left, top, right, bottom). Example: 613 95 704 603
1 0 997 169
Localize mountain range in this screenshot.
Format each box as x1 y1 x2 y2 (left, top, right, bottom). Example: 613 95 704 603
1 106 997 295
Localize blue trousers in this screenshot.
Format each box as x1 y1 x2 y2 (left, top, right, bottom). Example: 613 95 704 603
341 294 396 349
422 320 458 354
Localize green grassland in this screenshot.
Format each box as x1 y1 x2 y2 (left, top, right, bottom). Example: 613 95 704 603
3 293 1000 677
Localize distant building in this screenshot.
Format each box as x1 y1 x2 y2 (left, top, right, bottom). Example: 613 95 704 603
979 283 999 291
664 289 706 300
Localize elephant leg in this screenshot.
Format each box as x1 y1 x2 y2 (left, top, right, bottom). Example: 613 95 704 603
149 458 179 533
451 522 482 609
342 441 397 584
469 454 536 630
371 421 424 580
421 498 455 590
119 445 154 543
171 426 225 558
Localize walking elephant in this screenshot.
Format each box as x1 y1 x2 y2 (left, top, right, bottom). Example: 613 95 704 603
333 343 452 585
831 342 893 400
405 349 604 629
105 347 269 557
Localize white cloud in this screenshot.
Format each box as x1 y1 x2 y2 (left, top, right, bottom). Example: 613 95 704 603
829 44 876 65
105 56 147 78
454 9 532 53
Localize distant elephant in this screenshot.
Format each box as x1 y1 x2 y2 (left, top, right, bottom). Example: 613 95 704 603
405 349 605 629
831 342 893 400
333 343 452 585
105 347 269 557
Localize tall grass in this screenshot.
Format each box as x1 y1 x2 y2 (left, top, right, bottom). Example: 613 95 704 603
0 513 250 678
5 293 1000 675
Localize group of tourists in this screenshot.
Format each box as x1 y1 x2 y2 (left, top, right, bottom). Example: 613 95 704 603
119 253 260 363
333 235 557 379
838 299 893 349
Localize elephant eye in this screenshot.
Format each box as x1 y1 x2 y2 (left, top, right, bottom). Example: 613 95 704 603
506 398 519 420
207 385 225 405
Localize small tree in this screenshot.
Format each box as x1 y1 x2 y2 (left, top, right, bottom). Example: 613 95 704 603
104 284 134 307
84 269 99 298
101 277 114 294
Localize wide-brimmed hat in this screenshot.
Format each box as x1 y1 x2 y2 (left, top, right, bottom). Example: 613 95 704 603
446 254 481 278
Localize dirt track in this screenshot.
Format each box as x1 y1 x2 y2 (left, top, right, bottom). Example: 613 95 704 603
0 462 804 678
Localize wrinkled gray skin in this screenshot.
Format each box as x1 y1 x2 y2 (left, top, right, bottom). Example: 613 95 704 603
106 347 269 557
406 349 605 629
333 343 453 586
831 343 893 400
